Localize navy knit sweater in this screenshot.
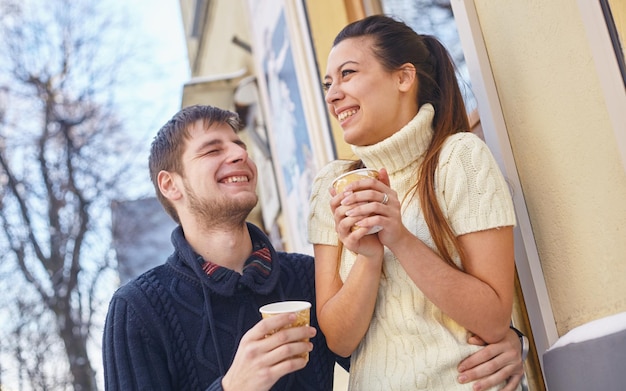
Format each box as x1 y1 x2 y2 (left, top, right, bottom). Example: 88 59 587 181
103 223 347 390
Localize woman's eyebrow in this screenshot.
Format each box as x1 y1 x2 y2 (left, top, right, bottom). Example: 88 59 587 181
324 60 359 79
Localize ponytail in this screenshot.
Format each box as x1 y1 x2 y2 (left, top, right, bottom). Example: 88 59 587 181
417 36 469 267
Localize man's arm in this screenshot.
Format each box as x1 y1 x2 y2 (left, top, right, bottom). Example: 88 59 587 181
458 327 526 391
103 296 173 390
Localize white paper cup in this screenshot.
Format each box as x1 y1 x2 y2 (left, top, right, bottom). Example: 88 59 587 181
332 168 379 194
332 168 383 234
259 301 312 361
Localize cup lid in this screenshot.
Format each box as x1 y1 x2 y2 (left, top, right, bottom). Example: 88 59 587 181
259 301 311 314
332 168 379 187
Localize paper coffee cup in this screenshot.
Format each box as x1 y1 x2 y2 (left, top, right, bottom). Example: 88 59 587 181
332 168 383 234
332 168 379 194
259 301 311 361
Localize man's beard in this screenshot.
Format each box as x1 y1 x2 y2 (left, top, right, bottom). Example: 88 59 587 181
185 182 258 230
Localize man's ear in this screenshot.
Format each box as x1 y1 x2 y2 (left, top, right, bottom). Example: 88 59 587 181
158 170 182 201
397 63 417 92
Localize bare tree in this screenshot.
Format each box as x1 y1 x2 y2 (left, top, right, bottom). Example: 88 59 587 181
0 0 153 389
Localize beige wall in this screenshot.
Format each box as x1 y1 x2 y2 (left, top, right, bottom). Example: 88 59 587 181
181 0 626 341
609 0 625 64
179 0 253 76
474 0 626 336
304 0 355 161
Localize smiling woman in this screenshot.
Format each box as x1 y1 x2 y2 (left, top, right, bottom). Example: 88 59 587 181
308 15 520 391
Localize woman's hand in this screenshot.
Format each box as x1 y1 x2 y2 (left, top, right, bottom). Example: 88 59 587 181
331 168 409 254
330 176 384 258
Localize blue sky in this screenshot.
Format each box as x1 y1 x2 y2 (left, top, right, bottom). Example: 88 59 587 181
117 0 191 198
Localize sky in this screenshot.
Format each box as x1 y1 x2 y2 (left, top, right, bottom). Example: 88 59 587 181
115 0 192 199
132 0 190 110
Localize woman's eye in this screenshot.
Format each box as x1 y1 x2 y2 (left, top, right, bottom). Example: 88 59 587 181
322 82 332 91
341 69 355 77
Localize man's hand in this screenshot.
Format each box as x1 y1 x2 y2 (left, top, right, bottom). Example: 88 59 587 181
221 313 316 391
458 328 524 391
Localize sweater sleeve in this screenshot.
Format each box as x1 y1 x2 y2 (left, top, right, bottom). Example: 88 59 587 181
204 378 225 391
103 286 180 391
307 160 353 245
104 290 222 391
437 133 516 236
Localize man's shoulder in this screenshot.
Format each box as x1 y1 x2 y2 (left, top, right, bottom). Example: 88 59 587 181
275 252 316 289
110 263 171 303
276 252 314 268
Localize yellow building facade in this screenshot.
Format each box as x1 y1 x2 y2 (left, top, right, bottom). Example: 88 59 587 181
177 1 626 389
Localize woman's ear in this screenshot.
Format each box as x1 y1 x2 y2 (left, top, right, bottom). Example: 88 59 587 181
158 170 182 201
397 63 417 92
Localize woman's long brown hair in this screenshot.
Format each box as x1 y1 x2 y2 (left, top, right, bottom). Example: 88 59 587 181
333 15 470 268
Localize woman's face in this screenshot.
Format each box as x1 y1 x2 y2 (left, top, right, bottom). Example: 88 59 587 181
324 37 416 146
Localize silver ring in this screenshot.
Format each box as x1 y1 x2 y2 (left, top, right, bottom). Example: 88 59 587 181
381 193 389 205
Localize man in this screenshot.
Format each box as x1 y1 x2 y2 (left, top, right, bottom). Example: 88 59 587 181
103 105 526 391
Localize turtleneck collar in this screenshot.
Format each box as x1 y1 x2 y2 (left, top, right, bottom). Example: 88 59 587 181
351 103 435 174
169 222 281 296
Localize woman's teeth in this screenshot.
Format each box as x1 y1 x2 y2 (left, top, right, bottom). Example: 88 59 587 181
338 109 358 121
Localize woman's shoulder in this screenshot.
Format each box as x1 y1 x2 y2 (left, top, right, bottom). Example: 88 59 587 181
440 132 493 164
443 131 485 149
316 159 356 179
311 159 357 195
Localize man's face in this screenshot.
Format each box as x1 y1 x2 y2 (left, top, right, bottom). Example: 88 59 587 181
178 120 258 227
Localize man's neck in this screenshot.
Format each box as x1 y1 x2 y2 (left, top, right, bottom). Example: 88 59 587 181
183 220 253 274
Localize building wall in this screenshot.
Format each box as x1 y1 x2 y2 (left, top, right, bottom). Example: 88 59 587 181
473 0 626 336
179 0 253 76
178 1 626 388
304 0 354 160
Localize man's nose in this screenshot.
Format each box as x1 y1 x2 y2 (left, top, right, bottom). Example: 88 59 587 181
228 145 249 163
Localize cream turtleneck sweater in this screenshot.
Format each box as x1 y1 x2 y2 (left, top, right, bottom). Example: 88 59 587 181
307 104 518 391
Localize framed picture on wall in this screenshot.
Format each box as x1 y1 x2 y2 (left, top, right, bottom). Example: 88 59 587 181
245 0 334 255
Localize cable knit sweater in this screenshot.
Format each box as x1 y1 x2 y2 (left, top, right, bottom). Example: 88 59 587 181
103 223 346 391
308 104 518 391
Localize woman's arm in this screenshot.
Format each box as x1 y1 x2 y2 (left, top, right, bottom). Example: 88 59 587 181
384 224 515 343
313 241 383 357
341 166 515 343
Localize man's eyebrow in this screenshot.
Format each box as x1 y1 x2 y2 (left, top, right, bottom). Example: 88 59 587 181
194 138 247 153
196 139 222 151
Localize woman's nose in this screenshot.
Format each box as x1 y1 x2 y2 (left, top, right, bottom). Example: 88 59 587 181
325 84 341 104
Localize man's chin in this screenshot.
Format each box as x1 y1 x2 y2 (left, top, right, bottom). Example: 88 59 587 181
215 196 258 223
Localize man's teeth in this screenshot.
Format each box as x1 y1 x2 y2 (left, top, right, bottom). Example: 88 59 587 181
338 109 358 121
224 176 248 183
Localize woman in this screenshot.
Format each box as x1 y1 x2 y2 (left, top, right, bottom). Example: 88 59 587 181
308 15 521 390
